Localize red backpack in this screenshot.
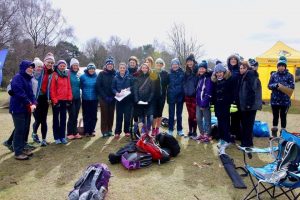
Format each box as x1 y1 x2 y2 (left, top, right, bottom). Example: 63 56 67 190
136 133 170 164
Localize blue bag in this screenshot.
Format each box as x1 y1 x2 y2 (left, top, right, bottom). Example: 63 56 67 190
253 121 270 137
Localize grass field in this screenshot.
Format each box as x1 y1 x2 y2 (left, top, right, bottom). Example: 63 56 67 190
0 83 299 200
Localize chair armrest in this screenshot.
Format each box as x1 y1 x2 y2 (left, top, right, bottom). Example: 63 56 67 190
237 146 278 154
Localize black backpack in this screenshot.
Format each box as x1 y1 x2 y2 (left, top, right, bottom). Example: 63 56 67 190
155 133 180 157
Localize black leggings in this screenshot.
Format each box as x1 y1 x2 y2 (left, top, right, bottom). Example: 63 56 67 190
271 105 289 128
32 95 49 139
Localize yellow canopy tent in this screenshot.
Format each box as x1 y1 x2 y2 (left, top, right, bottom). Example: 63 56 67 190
256 41 299 100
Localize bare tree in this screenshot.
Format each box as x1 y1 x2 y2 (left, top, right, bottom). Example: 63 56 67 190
167 23 203 64
0 0 20 49
106 35 132 65
18 0 74 56
84 38 107 69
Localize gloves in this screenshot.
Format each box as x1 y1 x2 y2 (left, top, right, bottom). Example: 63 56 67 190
26 104 36 113
230 104 238 113
210 105 215 112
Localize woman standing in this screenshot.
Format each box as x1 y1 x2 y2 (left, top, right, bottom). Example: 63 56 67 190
80 63 98 137
112 62 133 139
31 53 55 146
268 56 294 137
96 57 116 137
184 55 198 137
239 61 262 147
167 58 185 136
50 60 73 144
151 58 169 136
67 58 82 139
10 60 37 160
195 61 213 142
133 63 155 133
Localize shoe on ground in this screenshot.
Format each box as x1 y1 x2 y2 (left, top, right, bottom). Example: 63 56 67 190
168 130 173 136
125 133 131 137
200 135 212 143
55 139 62 144
217 139 225 148
107 131 113 137
32 132 41 144
15 154 29 160
192 134 205 141
40 140 48 147
24 143 36 150
89 133 96 137
67 135 75 140
177 130 184 137
22 149 33 156
61 138 68 144
74 133 82 139
3 141 14 152
218 141 231 155
114 134 120 139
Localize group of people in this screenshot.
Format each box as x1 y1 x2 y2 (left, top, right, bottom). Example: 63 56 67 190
3 52 294 160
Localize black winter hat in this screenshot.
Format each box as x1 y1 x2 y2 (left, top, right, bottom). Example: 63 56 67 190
185 54 196 63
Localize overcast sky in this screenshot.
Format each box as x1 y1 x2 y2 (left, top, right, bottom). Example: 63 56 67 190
51 0 300 61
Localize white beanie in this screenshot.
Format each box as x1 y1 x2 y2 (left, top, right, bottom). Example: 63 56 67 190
44 52 55 62
70 58 79 67
33 57 43 67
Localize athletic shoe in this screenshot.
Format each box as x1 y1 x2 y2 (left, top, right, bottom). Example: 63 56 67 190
200 135 212 143
32 132 41 144
3 141 14 152
177 130 184 137
217 139 226 148
89 133 96 137
15 154 29 160
61 138 68 144
168 130 173 136
125 133 131 137
107 131 113 137
218 141 231 155
24 143 36 150
22 149 33 156
114 134 120 139
55 139 62 144
192 134 205 141
74 134 82 139
67 135 75 140
40 140 48 147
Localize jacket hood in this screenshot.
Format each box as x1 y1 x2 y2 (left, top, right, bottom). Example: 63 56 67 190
116 70 129 78
211 70 231 82
227 54 241 71
19 60 34 74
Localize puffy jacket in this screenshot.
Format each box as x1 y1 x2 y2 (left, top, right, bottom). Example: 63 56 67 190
268 69 294 106
239 70 262 111
111 71 133 100
69 69 81 100
50 70 73 104
9 61 37 114
167 68 185 104
96 68 116 99
133 72 155 103
196 72 213 108
80 71 97 100
184 70 197 97
211 71 234 117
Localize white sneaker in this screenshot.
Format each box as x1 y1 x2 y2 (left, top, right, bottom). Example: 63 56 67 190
218 141 231 155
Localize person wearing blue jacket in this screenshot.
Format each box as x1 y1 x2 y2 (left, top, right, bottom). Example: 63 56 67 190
111 62 133 139
80 63 98 137
9 60 37 160
167 58 185 136
67 58 82 140
268 56 294 137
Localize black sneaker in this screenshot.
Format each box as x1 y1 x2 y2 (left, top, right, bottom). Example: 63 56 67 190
32 132 41 144
24 143 36 150
3 141 14 152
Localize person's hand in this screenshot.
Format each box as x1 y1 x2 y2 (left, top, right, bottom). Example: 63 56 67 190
200 107 205 111
30 104 36 112
278 83 283 88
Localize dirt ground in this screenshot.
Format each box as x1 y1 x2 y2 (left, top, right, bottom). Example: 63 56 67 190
0 100 299 200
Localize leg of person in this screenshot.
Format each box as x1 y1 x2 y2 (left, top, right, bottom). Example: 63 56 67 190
32 110 41 143
280 105 289 131
59 101 67 143
3 129 15 152
107 102 116 134
89 100 98 137
241 110 256 147
73 99 81 137
40 97 49 142
185 96 193 134
190 97 197 135
168 103 175 135
12 113 28 159
67 99 76 137
230 109 242 140
196 106 204 138
271 105 280 137
123 102 132 136
115 101 123 136
176 101 184 136
52 103 61 143
100 99 109 136
203 107 212 136
82 100 91 135
24 112 31 144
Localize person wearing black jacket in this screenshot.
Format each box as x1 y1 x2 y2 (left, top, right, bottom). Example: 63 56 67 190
151 58 169 136
133 63 155 133
96 57 116 137
239 61 262 147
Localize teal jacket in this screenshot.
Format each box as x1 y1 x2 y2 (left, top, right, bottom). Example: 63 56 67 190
69 70 81 100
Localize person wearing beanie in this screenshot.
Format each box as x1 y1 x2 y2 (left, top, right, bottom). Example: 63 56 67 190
133 63 155 133
50 60 73 144
268 56 294 138
194 61 213 142
184 54 198 137
239 61 262 147
7 60 37 160
151 58 169 136
66 58 82 140
31 53 55 146
248 58 259 71
96 56 116 137
211 63 234 154
112 62 134 139
80 63 98 137
167 58 185 136
226 54 242 141
128 56 139 75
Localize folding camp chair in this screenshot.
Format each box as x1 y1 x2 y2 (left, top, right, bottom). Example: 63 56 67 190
238 129 300 200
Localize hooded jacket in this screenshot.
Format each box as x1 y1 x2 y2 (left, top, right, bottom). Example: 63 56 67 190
196 72 213 108
167 67 185 104
9 61 37 114
268 69 294 106
80 70 98 100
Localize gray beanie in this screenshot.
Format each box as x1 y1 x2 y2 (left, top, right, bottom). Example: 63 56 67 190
214 63 227 73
